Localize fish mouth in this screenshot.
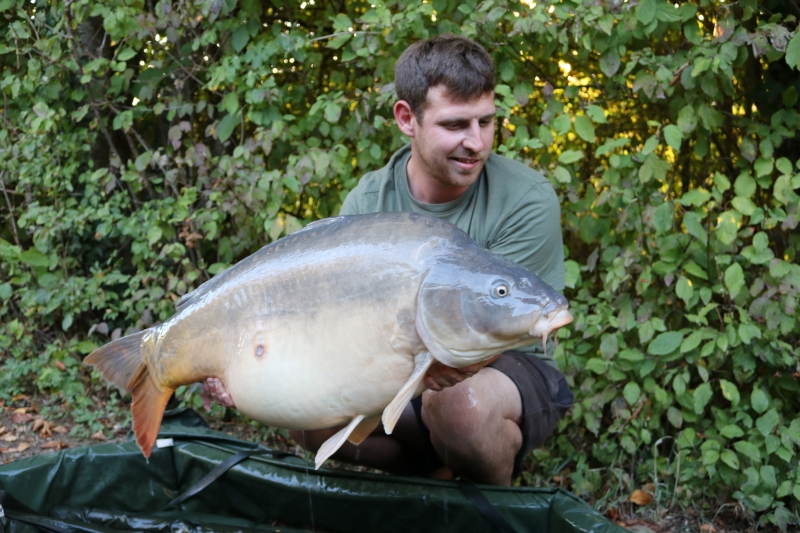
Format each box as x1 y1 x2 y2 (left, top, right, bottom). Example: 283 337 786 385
531 308 574 356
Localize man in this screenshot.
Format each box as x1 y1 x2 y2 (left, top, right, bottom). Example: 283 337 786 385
284 35 574 486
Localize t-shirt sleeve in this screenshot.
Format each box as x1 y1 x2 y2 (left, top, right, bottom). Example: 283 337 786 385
339 189 361 215
489 182 565 292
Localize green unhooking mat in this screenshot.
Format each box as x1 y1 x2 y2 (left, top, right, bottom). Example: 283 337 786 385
0 410 625 533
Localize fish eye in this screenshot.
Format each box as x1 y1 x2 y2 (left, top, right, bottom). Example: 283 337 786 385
494 284 509 297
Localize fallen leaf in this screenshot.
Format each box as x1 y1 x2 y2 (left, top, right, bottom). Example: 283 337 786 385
32 418 44 432
11 394 26 402
53 425 68 434
38 420 53 438
0 447 10 454
0 426 6 436
11 413 34 425
13 407 31 414
630 489 653 506
14 442 30 453
54 360 66 371
41 441 68 451
91 430 107 441
700 525 718 532
2 434 18 442
642 482 655 492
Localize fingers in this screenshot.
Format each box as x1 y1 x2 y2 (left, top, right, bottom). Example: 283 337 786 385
200 377 236 408
424 354 501 391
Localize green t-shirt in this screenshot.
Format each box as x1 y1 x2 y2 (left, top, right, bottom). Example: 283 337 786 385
340 144 565 366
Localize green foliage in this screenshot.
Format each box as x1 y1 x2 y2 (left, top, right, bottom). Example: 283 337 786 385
1 0 799 528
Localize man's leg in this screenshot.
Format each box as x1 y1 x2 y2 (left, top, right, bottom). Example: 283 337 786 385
421 368 522 486
287 402 441 476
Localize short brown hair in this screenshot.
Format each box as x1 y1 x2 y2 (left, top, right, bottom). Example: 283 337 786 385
394 35 495 122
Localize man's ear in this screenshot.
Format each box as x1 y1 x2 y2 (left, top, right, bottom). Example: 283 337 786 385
394 100 417 138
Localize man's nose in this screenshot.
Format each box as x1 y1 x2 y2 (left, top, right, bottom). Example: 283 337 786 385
462 121 485 153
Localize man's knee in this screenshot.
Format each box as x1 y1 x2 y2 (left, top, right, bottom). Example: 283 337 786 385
421 369 523 453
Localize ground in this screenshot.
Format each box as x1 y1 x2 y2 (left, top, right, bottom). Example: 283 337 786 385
0 393 779 533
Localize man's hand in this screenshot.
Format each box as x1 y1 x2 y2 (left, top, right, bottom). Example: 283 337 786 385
200 377 236 411
423 353 502 391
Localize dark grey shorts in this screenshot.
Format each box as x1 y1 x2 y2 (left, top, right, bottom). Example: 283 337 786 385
411 350 574 478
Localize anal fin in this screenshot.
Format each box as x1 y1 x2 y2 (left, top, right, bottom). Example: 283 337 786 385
315 415 365 469
381 351 434 435
347 414 381 445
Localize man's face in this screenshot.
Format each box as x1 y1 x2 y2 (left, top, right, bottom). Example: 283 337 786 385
409 86 496 191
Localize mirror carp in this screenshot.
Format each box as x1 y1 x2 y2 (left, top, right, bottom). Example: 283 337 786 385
85 212 573 468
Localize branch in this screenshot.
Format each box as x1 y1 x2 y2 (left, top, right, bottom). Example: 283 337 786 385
64 2 139 210
0 171 21 247
308 31 381 43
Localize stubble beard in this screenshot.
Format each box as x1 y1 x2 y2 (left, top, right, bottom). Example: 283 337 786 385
414 137 485 190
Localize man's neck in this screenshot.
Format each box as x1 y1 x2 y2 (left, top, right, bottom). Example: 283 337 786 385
406 155 470 204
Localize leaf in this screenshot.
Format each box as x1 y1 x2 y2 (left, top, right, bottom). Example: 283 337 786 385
623 382 641 406
513 82 532 106
720 449 739 470
222 92 239 114
678 188 711 207
653 202 673 234
740 138 757 162
232 25 250 52
147 226 162 245
217 113 239 143
663 125 683 151
324 102 342 123
20 249 48 268
551 114 572 135
724 263 744 296
751 388 769 414
585 105 607 124
553 166 572 184
117 48 136 61
667 407 683 428
676 275 694 305
693 382 713 414
738 323 761 344
756 409 779 437
786 32 800 70
731 197 756 216
599 49 620 78
564 260 580 289
715 210 741 245
574 115 596 143
733 440 761 461
647 331 684 355
754 157 773 178
328 33 351 49
683 212 707 243
0 0 14 12
636 0 657 24
734 172 756 197
719 379 741 406
677 105 697 134
558 150 584 164
630 489 652 506
720 424 744 438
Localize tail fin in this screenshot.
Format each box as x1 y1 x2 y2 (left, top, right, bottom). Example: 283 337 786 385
128 364 174 458
84 331 147 391
84 330 173 458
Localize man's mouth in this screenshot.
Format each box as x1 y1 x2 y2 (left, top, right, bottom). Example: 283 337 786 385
450 156 482 168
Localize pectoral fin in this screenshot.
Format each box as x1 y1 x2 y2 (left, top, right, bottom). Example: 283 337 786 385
381 351 434 435
315 415 365 469
347 414 381 445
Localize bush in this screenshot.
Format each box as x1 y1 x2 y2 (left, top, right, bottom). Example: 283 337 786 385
1 0 798 528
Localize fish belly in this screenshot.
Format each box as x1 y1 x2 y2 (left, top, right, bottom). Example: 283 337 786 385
222 305 416 430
